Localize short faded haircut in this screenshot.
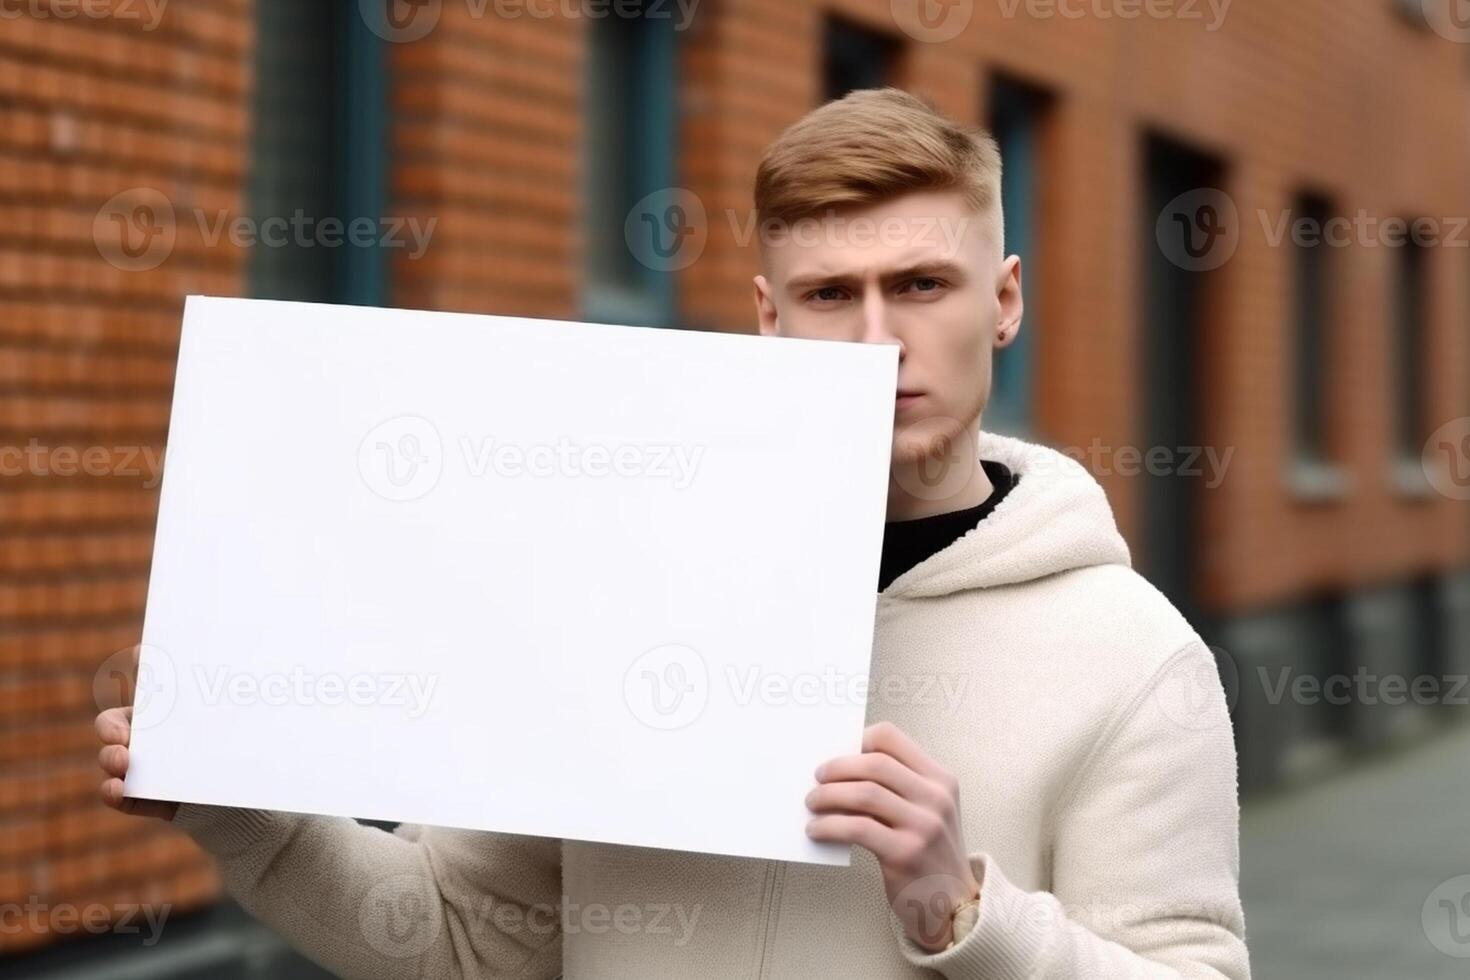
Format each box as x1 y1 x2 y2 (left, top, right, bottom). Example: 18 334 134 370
753 87 1004 255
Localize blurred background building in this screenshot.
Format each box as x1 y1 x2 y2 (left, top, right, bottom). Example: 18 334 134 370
2 0 1468 976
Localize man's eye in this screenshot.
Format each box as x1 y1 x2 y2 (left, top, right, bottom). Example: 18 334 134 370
811 287 848 303
902 277 943 294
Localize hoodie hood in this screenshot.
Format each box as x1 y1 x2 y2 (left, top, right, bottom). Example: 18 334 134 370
881 432 1132 599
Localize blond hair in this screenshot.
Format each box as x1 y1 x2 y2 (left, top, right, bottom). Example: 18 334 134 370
754 87 1004 251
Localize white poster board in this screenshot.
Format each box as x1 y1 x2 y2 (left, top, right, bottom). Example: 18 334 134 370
126 296 897 865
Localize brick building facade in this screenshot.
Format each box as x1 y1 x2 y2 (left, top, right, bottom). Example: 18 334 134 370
3 0 1467 971
1 0 252 967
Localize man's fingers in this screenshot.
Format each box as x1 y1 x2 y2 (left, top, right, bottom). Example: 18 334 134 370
817 750 939 805
805 813 905 863
99 744 129 779
95 706 133 746
100 778 174 820
863 721 948 782
100 777 128 810
805 779 921 828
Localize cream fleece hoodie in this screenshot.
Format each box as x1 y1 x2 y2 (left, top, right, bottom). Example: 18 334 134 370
171 433 1250 978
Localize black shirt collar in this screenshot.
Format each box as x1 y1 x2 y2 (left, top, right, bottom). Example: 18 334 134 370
877 459 1017 592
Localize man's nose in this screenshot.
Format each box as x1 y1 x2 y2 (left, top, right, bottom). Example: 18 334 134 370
858 293 903 357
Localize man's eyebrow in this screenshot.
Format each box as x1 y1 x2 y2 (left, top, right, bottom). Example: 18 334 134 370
783 271 861 294
783 260 968 295
880 259 967 285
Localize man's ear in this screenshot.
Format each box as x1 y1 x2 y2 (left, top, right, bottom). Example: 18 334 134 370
994 255 1024 349
753 275 779 336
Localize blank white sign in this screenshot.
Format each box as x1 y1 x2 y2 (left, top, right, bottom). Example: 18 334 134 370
126 296 897 865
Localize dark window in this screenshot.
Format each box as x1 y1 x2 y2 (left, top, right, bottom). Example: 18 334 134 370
1391 227 1429 461
249 2 388 305
823 18 898 101
583 13 679 327
1291 194 1333 463
1140 135 1227 640
986 77 1051 436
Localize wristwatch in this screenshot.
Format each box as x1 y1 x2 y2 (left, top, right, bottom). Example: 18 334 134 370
945 891 982 950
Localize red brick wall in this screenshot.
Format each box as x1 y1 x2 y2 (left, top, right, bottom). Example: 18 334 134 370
389 6 583 318
2 0 1466 961
380 0 1470 613
0 0 253 955
674 0 1470 611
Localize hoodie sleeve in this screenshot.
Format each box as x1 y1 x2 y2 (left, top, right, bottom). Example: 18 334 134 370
896 641 1251 979
172 805 563 980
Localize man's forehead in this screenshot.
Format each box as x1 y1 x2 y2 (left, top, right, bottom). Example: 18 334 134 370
755 188 1001 282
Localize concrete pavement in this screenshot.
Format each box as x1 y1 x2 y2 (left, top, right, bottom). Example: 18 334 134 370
1241 718 1470 979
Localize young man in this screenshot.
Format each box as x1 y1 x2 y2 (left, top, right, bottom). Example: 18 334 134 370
97 88 1250 978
